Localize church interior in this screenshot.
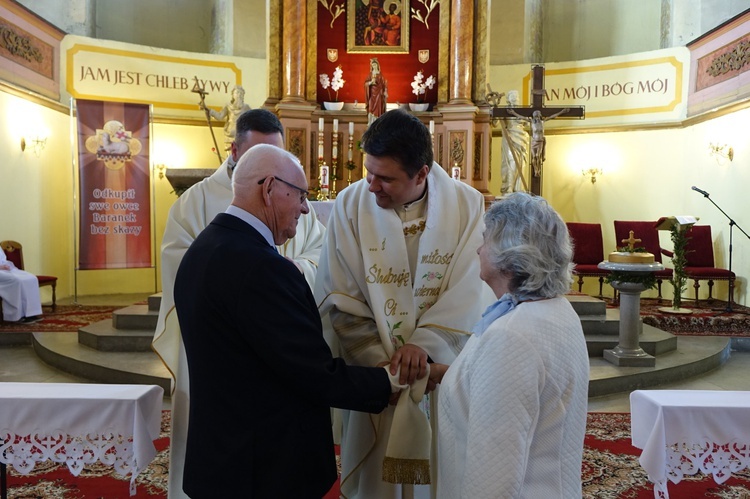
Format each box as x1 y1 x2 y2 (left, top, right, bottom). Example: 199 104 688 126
2 0 750 496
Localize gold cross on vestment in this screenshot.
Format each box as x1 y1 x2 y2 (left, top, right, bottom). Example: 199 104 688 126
622 231 641 251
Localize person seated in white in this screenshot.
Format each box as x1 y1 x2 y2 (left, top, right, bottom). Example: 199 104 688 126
0 249 43 323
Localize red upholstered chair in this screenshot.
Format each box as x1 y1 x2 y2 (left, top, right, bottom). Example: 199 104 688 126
567 222 610 297
0 240 57 310
680 225 735 302
613 221 673 300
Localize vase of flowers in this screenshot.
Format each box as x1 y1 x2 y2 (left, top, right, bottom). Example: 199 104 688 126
409 70 435 111
320 66 345 110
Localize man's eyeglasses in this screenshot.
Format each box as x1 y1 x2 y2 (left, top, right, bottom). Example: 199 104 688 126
258 176 309 204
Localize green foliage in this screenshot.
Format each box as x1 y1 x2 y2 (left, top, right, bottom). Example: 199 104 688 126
668 226 690 310
605 271 657 289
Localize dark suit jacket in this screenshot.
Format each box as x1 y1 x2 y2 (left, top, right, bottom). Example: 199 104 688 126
175 213 391 498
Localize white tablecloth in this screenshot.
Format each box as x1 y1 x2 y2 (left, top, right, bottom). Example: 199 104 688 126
0 383 164 495
310 200 333 227
630 389 750 498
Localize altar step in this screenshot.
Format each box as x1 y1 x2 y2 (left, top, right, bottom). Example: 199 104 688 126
24 292 733 398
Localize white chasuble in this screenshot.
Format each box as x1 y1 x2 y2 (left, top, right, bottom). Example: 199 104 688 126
315 163 494 499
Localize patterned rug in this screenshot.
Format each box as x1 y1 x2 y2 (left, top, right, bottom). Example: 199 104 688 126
0 305 118 333
6 411 749 497
607 298 750 336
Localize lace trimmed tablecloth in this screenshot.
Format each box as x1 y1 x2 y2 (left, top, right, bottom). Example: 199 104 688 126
0 383 164 496
630 389 750 498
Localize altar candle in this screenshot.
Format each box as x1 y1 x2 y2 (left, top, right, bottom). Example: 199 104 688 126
320 165 330 188
429 120 435 135
451 166 461 180
333 119 339 133
319 117 324 131
349 121 354 135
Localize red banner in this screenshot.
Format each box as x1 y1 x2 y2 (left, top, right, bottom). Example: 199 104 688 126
77 99 151 269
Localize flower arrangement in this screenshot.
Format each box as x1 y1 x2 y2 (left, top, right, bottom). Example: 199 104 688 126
411 70 436 103
319 66 345 102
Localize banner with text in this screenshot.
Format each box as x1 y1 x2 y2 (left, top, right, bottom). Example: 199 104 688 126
77 99 151 270
488 47 690 127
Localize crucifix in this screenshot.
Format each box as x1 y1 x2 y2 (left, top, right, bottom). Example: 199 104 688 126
488 65 585 195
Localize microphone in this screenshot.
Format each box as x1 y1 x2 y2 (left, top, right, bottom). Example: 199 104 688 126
692 186 710 197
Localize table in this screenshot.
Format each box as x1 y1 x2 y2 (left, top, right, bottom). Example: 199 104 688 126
310 200 333 227
0 383 164 497
630 389 750 498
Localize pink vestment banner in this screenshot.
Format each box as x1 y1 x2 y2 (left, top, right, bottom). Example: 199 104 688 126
77 99 151 269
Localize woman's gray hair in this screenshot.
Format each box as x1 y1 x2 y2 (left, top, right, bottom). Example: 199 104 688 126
483 192 573 299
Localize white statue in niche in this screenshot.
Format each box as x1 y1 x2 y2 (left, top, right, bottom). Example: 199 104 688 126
501 90 528 193
199 85 251 151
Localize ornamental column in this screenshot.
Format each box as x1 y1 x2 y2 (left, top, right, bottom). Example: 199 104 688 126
281 0 306 103
448 0 474 105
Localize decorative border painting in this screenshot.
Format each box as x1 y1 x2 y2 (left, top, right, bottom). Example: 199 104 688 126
347 0 409 54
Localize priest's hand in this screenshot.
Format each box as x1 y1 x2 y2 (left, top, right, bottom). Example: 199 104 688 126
390 344 428 385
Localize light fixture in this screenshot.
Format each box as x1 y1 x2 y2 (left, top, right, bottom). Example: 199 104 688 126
708 142 733 162
155 164 168 179
582 168 603 184
20 135 48 157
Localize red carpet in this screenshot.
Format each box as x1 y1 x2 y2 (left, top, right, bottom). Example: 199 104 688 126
608 298 750 336
0 305 118 333
6 411 750 498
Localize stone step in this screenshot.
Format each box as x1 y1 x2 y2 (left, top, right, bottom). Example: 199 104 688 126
579 308 636 336
566 293 607 317
112 304 158 330
584 323 677 357
78 319 154 352
32 332 171 393
588 335 731 397
148 293 161 312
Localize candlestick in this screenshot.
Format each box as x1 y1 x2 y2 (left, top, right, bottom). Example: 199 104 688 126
333 119 338 133
331 131 339 199
347 131 355 186
318 164 330 201
349 121 354 135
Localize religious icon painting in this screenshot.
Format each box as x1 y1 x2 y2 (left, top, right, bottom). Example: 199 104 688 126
347 0 409 54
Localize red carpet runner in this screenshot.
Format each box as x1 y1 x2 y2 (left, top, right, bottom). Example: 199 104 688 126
5 411 750 497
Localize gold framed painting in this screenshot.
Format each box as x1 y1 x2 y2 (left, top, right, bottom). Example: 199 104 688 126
347 0 409 54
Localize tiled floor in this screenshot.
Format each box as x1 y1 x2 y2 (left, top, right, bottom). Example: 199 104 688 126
1 293 749 414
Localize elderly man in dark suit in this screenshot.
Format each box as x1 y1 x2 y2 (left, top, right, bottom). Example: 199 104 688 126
175 144 396 498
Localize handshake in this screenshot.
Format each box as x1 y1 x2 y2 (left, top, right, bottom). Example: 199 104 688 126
380 343 449 402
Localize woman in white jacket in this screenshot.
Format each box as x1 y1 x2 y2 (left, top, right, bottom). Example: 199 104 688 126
431 192 590 498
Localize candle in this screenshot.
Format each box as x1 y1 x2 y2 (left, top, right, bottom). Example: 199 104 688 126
319 117 324 131
349 121 354 135
451 166 461 180
333 119 339 133
320 165 330 188
429 120 435 134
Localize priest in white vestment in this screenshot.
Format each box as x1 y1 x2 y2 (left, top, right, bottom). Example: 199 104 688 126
152 109 325 498
314 109 494 499
0 249 43 322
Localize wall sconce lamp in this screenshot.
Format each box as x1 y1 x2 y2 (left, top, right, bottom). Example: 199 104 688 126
582 168 603 184
709 142 733 162
20 136 48 157
155 164 168 179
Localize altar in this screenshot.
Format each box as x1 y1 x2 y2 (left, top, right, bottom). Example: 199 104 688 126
0 383 164 497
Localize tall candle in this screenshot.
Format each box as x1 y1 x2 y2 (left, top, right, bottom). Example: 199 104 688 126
349 121 354 135
319 117 324 130
320 165 330 188
429 120 435 134
451 166 461 180
333 119 339 133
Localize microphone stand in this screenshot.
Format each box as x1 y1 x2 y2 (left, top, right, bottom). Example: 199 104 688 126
696 191 750 313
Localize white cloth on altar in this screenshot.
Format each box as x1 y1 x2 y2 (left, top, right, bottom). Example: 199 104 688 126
0 251 42 322
315 163 494 498
436 297 589 499
0 382 163 496
152 158 325 499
